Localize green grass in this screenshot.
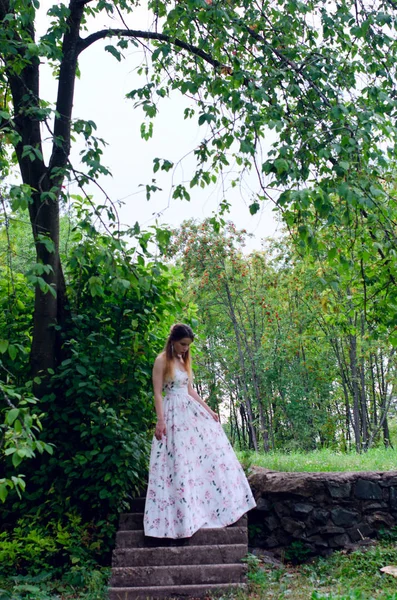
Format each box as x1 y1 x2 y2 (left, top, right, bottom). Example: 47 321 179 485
239 539 397 600
237 447 397 473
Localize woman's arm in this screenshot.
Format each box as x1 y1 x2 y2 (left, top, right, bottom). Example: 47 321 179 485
188 382 220 422
152 355 167 440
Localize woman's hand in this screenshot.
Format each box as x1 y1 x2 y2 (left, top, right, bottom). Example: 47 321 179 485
207 408 220 422
155 419 166 440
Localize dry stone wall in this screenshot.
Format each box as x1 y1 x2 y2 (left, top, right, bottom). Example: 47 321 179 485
247 467 397 557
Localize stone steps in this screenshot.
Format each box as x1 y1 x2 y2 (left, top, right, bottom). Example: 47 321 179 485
109 499 249 599
116 526 248 548
108 583 246 600
110 563 247 587
113 544 248 567
119 512 247 531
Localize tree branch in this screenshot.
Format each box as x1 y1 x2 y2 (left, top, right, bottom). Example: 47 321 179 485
77 28 223 71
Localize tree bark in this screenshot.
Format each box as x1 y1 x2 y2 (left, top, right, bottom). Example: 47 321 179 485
223 281 258 451
0 0 86 383
349 332 361 452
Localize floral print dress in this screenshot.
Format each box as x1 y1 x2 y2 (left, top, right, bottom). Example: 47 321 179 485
143 366 256 538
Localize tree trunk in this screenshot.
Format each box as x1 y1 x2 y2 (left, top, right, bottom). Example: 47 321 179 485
359 315 368 449
224 281 258 451
349 332 361 452
1 0 85 385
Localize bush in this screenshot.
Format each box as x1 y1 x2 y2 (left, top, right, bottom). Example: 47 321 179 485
0 513 111 579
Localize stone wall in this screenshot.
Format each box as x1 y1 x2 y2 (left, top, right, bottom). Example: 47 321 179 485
247 467 397 557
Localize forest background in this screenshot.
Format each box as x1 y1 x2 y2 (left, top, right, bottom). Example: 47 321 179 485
1 0 397 598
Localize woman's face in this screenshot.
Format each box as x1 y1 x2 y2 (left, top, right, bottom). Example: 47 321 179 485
174 337 193 356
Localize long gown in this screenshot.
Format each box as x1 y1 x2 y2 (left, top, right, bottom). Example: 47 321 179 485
143 365 256 538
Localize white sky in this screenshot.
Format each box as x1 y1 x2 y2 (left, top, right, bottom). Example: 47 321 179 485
37 1 281 250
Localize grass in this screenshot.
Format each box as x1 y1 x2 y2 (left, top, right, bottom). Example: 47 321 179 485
239 537 397 600
237 447 397 473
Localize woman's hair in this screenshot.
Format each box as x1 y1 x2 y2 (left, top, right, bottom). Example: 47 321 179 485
163 323 195 382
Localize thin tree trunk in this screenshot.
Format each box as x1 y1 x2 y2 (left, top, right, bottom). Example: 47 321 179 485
349 332 361 452
224 281 258 451
369 353 378 429
359 315 368 449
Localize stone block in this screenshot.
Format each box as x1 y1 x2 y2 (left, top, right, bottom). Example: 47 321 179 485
390 487 397 510
318 525 345 536
276 530 292 545
108 583 247 599
112 544 248 567
256 497 271 512
367 512 395 529
250 548 283 567
380 473 397 487
292 503 314 518
362 502 384 513
273 501 291 518
263 535 279 549
248 469 326 497
110 564 247 587
306 535 329 548
355 479 382 500
327 482 352 499
329 534 350 548
331 507 360 527
311 509 330 524
346 523 374 542
282 517 305 536
263 515 279 532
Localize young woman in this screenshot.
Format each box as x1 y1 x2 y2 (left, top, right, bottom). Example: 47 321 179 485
143 323 256 538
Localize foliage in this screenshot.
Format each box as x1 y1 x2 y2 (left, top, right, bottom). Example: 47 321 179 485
1 201 183 521
0 513 109 579
0 569 109 600
0 512 109 599
1 0 397 388
0 384 53 503
166 218 397 452
284 540 313 564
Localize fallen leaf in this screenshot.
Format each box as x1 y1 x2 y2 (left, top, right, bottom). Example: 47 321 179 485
380 566 397 577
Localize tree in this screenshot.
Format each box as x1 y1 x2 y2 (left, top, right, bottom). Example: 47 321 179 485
2 0 397 386
168 218 397 452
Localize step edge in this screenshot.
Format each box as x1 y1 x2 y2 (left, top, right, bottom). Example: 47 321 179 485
111 563 246 573
117 526 247 535
113 544 248 553
108 583 246 592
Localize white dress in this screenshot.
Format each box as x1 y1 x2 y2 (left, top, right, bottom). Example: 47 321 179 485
143 366 256 538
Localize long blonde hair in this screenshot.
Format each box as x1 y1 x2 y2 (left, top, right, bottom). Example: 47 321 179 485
163 323 194 382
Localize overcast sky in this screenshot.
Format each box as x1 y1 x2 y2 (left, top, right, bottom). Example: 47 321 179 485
37 1 280 250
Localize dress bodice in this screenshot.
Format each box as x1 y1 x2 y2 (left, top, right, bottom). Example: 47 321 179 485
163 365 189 396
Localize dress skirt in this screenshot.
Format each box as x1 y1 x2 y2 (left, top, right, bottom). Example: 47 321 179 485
143 383 256 538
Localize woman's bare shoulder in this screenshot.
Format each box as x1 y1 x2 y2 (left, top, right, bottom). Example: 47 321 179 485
154 352 166 367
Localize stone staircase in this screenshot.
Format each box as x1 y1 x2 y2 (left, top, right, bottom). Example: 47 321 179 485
108 497 249 599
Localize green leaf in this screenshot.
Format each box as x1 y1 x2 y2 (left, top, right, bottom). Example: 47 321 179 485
8 344 18 361
0 483 8 503
6 408 19 425
249 202 260 215
12 452 23 468
104 45 122 61
0 340 9 354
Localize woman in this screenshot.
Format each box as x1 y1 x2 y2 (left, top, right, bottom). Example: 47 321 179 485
143 323 256 538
